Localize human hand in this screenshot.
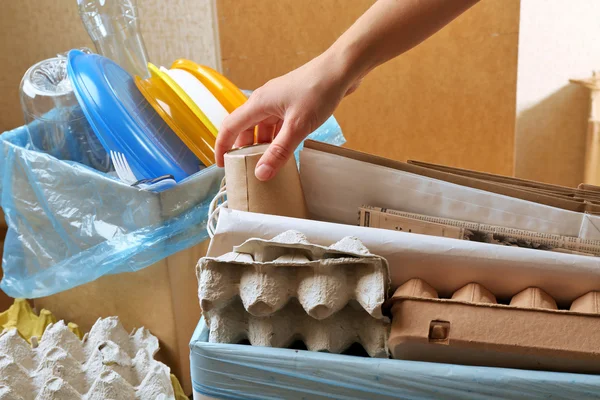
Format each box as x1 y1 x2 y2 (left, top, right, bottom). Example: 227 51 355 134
215 52 361 181
216 0 478 181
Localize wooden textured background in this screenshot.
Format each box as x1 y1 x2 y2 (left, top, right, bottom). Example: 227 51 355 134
217 0 520 175
0 0 220 133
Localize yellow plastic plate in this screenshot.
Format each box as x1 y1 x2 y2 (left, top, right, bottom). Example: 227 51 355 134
151 63 219 139
170 59 247 113
135 64 216 166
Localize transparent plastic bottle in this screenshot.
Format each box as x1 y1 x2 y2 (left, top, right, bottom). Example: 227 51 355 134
19 51 111 171
77 0 150 78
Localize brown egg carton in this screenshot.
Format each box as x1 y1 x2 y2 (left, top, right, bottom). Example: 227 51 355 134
388 278 600 374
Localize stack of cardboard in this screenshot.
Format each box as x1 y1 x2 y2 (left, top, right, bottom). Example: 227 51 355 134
352 156 600 255
407 159 600 214
193 208 600 399
187 138 600 398
299 140 600 239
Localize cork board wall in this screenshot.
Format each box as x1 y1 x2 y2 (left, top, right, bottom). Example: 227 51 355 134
217 0 520 175
0 0 219 133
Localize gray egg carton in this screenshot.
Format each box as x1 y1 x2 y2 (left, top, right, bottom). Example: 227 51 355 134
197 230 389 320
204 299 389 358
197 231 390 358
0 317 174 400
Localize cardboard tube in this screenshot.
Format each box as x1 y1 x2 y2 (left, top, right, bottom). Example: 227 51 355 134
224 144 308 218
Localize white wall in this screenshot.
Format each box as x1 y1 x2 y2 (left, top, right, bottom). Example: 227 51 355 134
515 0 600 186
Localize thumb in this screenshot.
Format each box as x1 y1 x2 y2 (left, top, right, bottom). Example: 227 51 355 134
254 117 309 181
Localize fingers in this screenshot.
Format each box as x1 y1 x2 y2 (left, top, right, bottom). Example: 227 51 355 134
234 114 282 148
233 128 255 149
254 116 308 181
255 122 275 144
273 119 284 138
215 99 269 167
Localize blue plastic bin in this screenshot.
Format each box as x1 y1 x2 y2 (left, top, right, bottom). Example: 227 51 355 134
190 318 600 400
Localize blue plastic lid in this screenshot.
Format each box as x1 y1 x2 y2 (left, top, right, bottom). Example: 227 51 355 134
67 49 200 182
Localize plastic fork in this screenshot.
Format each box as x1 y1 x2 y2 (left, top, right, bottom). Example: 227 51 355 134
110 150 176 191
111 150 137 185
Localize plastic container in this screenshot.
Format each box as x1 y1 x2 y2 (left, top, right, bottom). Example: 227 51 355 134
77 0 150 79
190 317 600 400
170 60 247 113
160 67 228 135
146 63 219 140
19 54 110 171
135 63 216 166
67 49 200 182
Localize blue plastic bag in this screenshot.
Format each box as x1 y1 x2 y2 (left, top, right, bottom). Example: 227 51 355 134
0 115 345 298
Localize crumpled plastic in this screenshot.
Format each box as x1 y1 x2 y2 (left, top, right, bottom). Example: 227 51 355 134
294 115 346 164
190 318 600 400
0 114 345 298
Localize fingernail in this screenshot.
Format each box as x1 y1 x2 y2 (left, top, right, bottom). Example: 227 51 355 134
255 164 274 181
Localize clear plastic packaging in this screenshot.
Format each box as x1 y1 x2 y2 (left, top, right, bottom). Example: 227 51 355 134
19 53 110 172
77 0 150 79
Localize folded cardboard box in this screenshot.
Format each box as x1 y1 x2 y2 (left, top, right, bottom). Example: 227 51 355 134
389 279 600 374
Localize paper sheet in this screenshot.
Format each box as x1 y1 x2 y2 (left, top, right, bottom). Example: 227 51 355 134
299 148 600 239
211 209 600 305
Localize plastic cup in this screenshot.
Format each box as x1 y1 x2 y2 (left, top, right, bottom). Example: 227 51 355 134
19 54 111 171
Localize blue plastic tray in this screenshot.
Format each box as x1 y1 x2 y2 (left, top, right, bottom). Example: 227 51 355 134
67 49 199 181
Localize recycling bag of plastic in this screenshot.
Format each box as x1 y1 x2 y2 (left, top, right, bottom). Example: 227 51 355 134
0 116 345 298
